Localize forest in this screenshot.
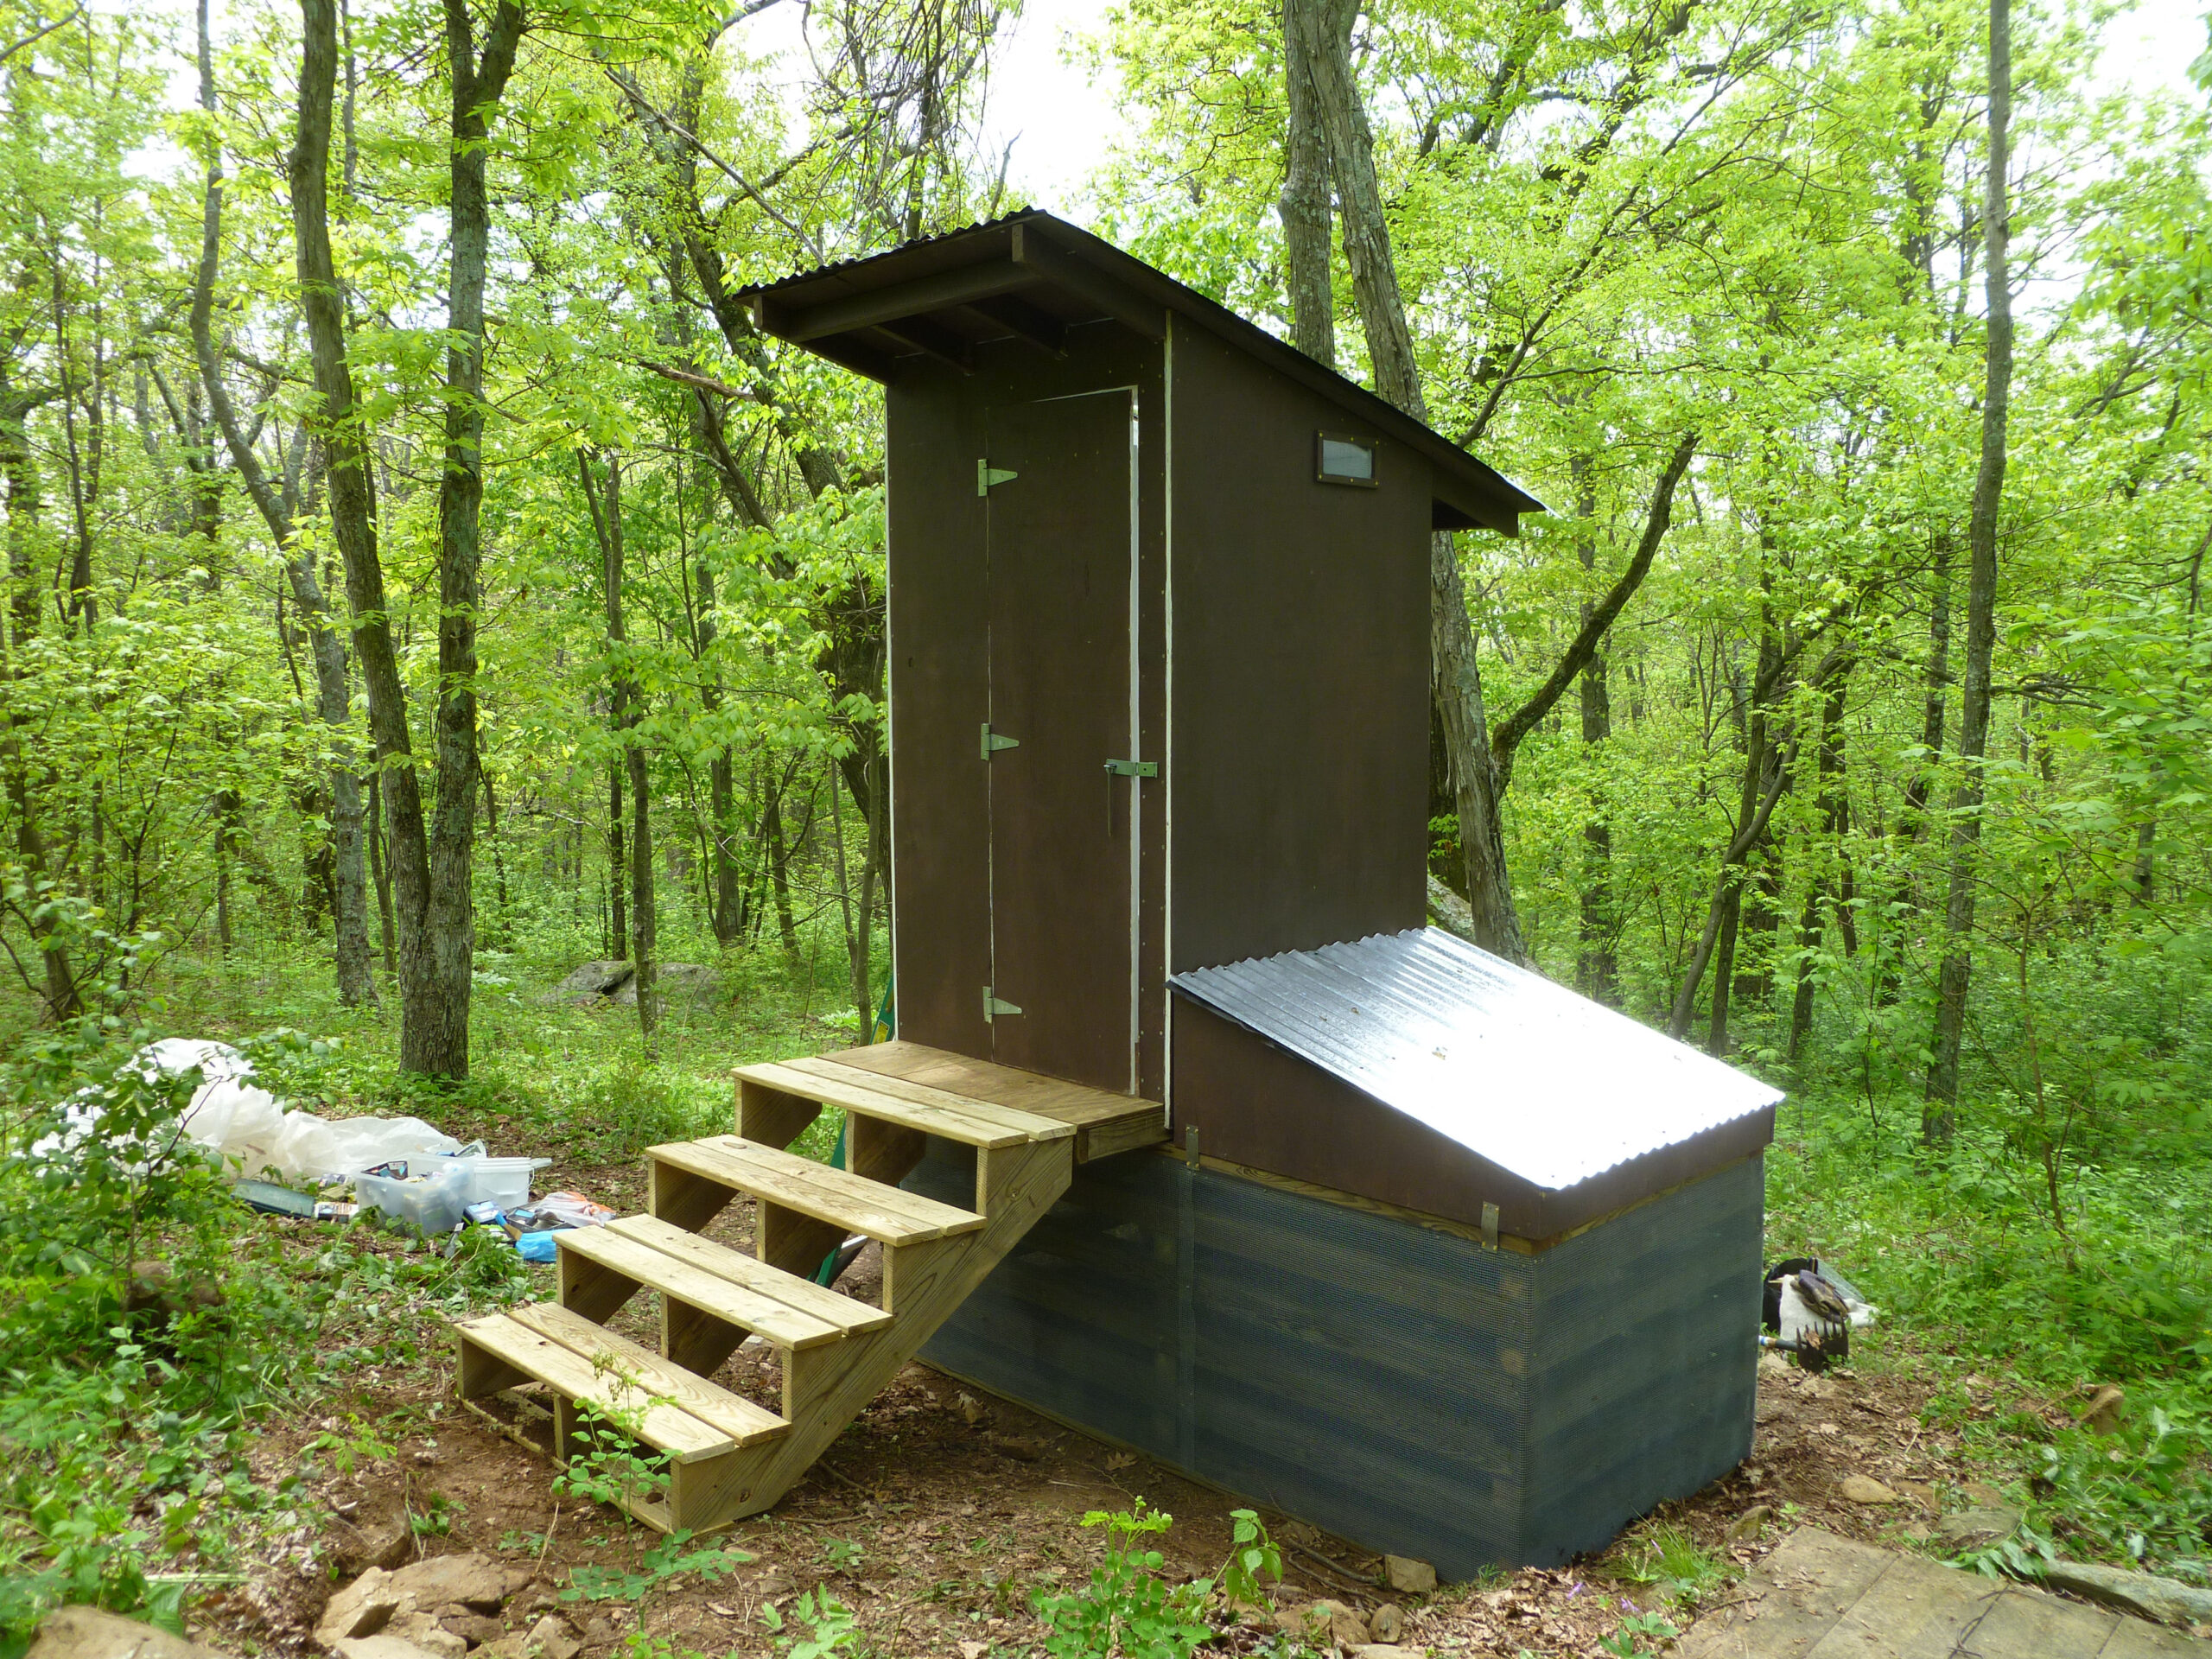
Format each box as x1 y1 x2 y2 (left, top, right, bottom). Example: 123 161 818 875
2 0 2210 1648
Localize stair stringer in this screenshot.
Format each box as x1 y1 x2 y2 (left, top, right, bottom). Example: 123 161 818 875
661 1135 1073 1533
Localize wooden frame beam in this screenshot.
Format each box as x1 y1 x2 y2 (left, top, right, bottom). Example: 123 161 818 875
866 315 975 374
1011 224 1166 341
960 294 1068 356
771 259 1036 342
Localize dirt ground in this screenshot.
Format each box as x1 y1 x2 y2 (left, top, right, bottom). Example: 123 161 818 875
175 1157 2083 1659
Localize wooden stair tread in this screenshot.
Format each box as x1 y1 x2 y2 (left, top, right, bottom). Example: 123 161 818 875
557 1224 858 1349
456 1313 735 1462
652 1135 984 1243
742 1058 1074 1148
817 1040 1168 1161
606 1215 893 1335
508 1302 788 1446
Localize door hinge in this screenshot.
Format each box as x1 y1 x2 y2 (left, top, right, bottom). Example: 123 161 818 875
983 988 1023 1020
981 722 1020 759
976 459 1019 495
1103 759 1159 779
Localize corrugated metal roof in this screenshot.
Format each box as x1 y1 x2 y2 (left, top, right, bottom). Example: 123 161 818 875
736 210 1548 530
1170 928 1783 1192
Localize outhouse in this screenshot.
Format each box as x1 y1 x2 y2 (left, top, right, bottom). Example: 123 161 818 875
738 213 1781 1575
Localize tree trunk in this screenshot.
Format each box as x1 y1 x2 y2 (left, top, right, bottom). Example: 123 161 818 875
295 0 433 1049
764 771 799 959
608 754 626 958
1 370 79 1018
628 740 655 1048
1573 458 1618 1004
413 0 524 1078
1788 671 1851 1062
580 448 652 1042
368 768 397 978
194 0 376 1003
1706 881 1743 1056
1277 0 1335 365
1290 0 1529 962
1925 0 2012 1142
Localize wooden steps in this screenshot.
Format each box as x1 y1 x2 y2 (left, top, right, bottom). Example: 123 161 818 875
652 1135 985 1246
455 1043 1121 1534
738 1058 1074 1149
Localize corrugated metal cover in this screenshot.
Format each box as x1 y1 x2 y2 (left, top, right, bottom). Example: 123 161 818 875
1171 927 1783 1192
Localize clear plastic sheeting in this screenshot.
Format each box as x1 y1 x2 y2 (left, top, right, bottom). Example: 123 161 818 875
1170 926 1783 1192
136 1039 462 1181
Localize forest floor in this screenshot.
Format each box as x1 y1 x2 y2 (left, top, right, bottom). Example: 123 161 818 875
19 940 2181 1659
188 1187 2076 1659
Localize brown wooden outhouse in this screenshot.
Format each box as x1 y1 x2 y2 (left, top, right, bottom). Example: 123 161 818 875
737 213 1779 1576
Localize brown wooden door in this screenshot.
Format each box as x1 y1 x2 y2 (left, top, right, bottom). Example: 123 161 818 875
983 389 1139 1091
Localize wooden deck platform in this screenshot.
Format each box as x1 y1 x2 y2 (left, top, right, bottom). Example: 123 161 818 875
810 1039 1168 1162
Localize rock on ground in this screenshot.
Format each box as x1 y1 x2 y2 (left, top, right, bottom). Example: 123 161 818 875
1839 1474 1900 1505
316 1554 534 1655
610 963 719 1008
1934 1506 2022 1549
1384 1554 1437 1593
541 962 633 1005
27 1607 233 1659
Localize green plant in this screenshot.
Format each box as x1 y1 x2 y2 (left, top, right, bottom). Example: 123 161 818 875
553 1388 672 1518
408 1491 463 1539
1619 1522 1726 1605
561 1530 753 1604
821 1535 864 1571
760 1587 868 1656
0 1008 322 1652
1599 1610 1680 1656
1217 1509 1282 1611
1031 1499 1215 1659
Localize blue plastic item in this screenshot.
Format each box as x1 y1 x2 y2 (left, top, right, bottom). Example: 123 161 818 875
515 1230 559 1262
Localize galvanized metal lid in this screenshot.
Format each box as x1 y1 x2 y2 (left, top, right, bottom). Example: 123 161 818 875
1171 927 1783 1192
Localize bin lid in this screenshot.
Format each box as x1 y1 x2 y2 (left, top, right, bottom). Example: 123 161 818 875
1170 927 1783 1192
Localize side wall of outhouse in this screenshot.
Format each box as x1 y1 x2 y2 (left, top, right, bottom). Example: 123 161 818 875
1165 319 1432 974
909 1144 1763 1576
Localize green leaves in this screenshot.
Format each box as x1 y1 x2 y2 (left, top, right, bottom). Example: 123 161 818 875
1031 1500 1217 1659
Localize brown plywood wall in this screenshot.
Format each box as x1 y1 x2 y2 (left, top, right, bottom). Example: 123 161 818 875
1166 319 1431 972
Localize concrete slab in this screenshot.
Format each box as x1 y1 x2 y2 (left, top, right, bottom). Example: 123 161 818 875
1677 1529 2212 1659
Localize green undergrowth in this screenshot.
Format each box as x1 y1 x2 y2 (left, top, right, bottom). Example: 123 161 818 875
1768 1078 2212 1575
0 1007 537 1650
0 917 872 1649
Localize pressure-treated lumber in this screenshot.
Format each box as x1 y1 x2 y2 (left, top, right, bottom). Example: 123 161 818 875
605 1215 893 1333
507 1302 788 1447
556 1224 858 1349
457 1041 1094 1536
652 1135 984 1244
652 1135 1074 1526
454 1313 737 1460
817 1039 1167 1161
746 1058 1074 1146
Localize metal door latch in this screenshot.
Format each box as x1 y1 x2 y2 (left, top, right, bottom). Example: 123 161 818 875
982 988 1023 1020
976 460 1019 495
1103 759 1158 778
981 722 1020 758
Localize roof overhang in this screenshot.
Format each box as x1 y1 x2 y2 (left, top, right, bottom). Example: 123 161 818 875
737 213 1548 537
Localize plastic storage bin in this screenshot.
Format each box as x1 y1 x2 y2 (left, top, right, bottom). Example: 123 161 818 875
354 1161 472 1235
437 1156 552 1210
